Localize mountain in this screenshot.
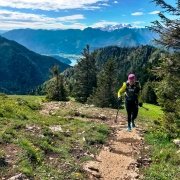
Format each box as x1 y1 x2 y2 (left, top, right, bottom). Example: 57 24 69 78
93 45 162 85
51 55 72 65
96 24 132 31
63 45 163 94
0 36 70 94
0 30 7 34
2 28 157 55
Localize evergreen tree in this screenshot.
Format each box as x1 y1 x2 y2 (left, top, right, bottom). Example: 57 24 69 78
46 65 68 101
156 53 180 136
89 59 117 108
150 0 180 137
93 45 162 87
150 0 180 50
73 45 97 103
142 81 157 104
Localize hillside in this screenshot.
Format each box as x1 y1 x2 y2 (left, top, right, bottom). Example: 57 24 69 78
93 45 162 85
0 95 156 179
1 95 178 179
0 36 70 94
63 45 163 96
51 55 72 65
0 95 111 179
2 28 157 54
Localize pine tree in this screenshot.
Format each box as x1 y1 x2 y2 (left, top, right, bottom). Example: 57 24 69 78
150 0 180 137
142 81 157 104
73 45 97 103
46 65 68 101
150 0 180 50
89 59 118 108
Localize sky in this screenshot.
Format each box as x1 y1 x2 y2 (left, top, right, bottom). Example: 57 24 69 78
0 0 177 30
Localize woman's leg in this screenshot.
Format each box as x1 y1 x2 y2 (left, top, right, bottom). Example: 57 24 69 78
125 101 133 130
132 103 138 127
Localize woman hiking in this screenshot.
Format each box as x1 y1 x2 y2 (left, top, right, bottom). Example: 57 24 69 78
117 74 143 132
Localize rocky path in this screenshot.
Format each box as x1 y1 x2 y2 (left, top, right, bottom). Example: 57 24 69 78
40 101 146 180
84 118 144 180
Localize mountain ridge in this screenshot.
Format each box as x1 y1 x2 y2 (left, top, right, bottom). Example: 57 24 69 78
0 36 70 94
96 24 133 31
2 27 157 55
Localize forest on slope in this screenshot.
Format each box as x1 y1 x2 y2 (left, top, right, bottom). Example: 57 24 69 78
0 36 70 94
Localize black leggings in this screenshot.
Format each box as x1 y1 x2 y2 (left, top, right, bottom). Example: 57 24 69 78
125 100 138 127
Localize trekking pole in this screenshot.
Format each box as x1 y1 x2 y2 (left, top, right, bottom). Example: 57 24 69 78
114 99 121 123
141 106 149 111
115 107 119 123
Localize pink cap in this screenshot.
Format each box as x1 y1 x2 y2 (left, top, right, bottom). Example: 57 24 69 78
128 74 135 80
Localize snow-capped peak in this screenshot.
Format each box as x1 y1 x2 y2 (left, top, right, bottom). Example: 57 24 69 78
97 24 132 32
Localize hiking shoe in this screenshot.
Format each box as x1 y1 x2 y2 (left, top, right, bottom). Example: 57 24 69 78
127 127 131 132
132 123 136 128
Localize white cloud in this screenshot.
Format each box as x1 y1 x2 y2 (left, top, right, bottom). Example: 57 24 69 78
0 0 108 11
149 10 160 15
57 14 85 21
0 21 87 30
131 12 144 16
0 10 86 30
114 1 118 3
91 20 119 28
101 3 109 6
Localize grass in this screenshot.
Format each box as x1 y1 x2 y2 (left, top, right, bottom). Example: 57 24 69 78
0 95 110 179
143 129 180 180
125 103 180 180
138 103 163 121
119 103 163 122
0 94 178 179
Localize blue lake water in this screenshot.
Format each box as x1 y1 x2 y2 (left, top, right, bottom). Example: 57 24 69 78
58 53 82 66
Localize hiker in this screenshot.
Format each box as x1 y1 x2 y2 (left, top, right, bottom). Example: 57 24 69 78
117 74 143 131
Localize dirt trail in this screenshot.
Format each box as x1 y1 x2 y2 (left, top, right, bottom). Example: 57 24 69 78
84 120 144 180
40 102 145 180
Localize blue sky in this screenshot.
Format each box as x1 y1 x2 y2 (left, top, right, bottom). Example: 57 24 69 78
0 0 176 30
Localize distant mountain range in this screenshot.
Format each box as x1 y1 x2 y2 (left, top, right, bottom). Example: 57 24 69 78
0 30 7 34
0 36 70 94
2 27 157 55
96 24 132 31
50 55 72 65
